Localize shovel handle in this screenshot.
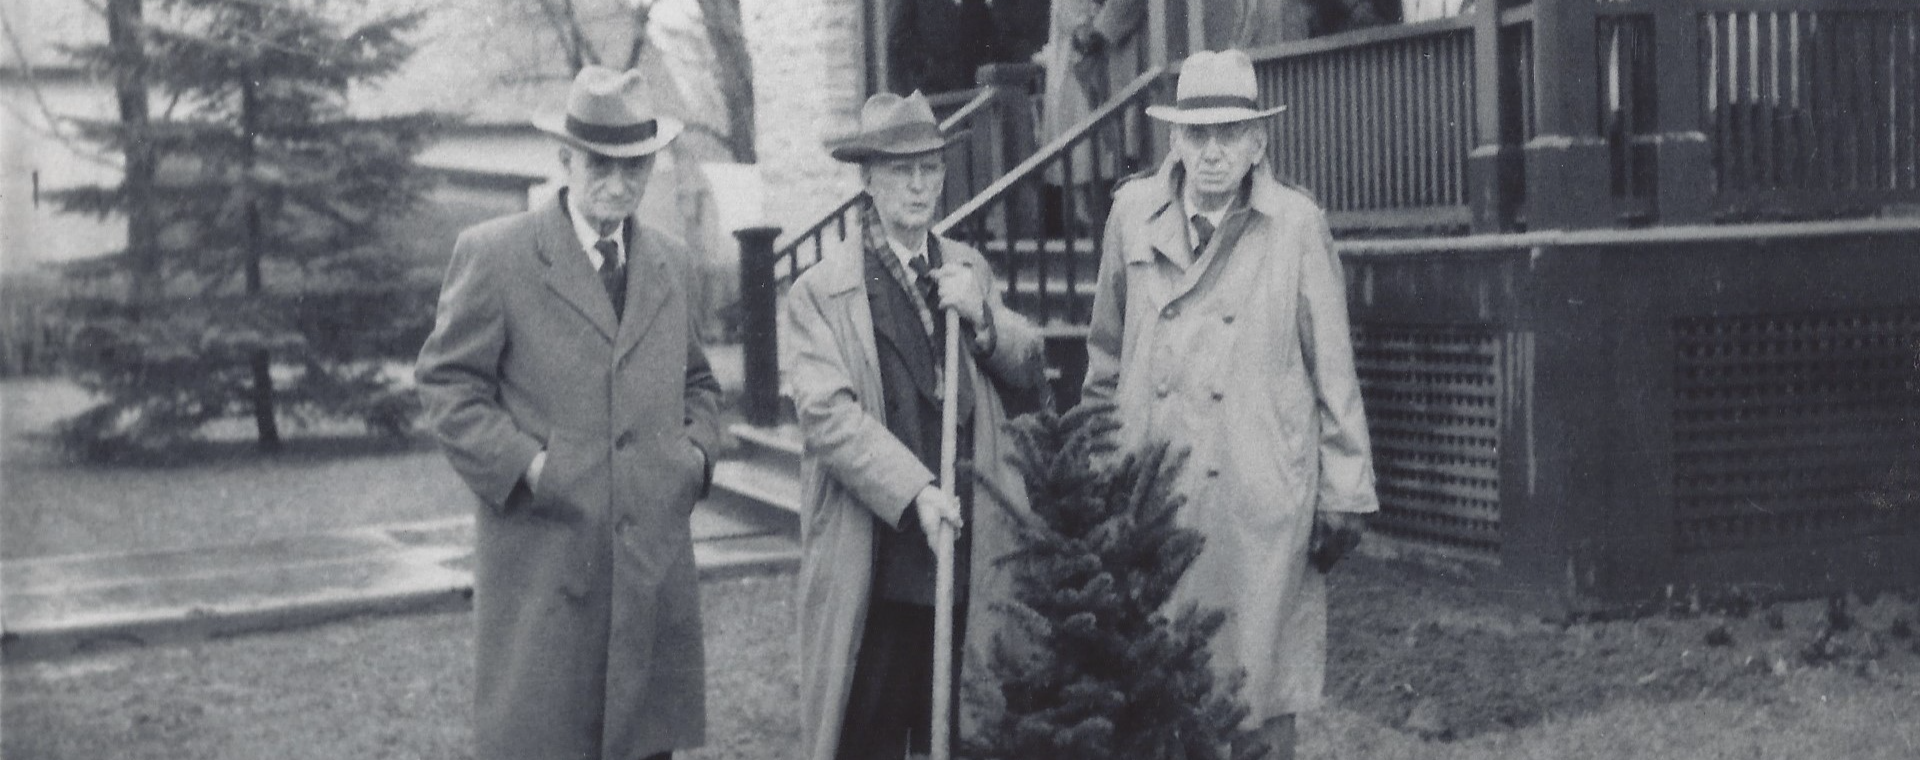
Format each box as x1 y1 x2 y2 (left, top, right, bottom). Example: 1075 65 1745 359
931 309 960 760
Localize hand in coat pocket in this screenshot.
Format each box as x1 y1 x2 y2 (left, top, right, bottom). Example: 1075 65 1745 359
517 446 586 525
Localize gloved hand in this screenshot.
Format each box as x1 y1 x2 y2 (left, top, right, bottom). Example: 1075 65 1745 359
1308 511 1366 573
1070 25 1107 57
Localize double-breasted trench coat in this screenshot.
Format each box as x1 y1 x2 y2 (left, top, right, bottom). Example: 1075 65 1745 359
1082 158 1378 724
416 192 722 760
783 229 1046 760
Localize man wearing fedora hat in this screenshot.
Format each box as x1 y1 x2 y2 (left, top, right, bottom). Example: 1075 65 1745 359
416 65 721 760
784 91 1046 760
1081 49 1378 759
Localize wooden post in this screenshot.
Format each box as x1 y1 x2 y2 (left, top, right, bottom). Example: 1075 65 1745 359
1525 0 1614 230
1468 0 1522 232
977 63 1044 242
734 226 783 427
1649 1 1713 224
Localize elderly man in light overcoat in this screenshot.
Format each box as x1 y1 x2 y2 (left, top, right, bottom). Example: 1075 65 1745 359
1082 49 1379 760
415 66 721 760
785 91 1047 760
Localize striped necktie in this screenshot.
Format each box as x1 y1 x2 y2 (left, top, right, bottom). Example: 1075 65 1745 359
596 238 625 321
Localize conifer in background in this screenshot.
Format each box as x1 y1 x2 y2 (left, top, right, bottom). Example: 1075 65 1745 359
53 0 440 455
966 405 1264 760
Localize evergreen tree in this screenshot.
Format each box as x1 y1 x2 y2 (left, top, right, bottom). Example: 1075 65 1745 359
52 0 440 455
966 405 1265 760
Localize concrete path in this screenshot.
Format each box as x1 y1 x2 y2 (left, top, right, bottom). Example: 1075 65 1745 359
1 501 798 661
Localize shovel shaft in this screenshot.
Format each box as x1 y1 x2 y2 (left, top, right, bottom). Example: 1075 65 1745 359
931 310 960 760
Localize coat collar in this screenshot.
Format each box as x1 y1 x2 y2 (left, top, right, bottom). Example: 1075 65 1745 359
1130 155 1290 266
533 190 672 355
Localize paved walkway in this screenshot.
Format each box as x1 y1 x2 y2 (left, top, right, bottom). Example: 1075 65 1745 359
1 501 798 661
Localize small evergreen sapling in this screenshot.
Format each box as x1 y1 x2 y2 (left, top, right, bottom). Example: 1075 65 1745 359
966 405 1264 760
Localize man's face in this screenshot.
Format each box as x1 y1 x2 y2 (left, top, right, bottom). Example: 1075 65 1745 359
1172 121 1267 199
562 147 654 231
862 151 946 234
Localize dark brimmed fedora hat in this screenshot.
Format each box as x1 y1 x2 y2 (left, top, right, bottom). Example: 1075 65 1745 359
533 66 682 158
1145 49 1287 125
826 91 968 163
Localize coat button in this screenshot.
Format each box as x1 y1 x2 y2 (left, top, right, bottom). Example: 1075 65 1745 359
614 431 635 449
1206 467 1220 478
616 518 634 534
1211 390 1225 401
1156 384 1171 398
1222 314 1235 324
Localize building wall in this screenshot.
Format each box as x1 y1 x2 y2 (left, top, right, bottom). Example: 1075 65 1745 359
741 0 867 238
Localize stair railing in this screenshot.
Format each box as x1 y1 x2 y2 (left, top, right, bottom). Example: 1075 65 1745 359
934 67 1166 327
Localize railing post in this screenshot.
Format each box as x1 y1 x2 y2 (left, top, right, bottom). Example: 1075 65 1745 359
1469 0 1522 232
734 226 783 427
976 63 1044 243
1649 2 1712 224
976 63 1044 191
1525 0 1613 230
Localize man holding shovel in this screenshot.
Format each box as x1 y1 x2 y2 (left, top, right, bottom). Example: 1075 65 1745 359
784 91 1047 760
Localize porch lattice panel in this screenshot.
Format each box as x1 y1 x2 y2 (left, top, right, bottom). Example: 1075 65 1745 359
1353 324 1502 560
1672 310 1920 552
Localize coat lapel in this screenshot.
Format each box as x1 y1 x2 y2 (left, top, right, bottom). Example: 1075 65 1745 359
1148 197 1193 272
536 195 618 342
614 224 673 364
866 264 941 405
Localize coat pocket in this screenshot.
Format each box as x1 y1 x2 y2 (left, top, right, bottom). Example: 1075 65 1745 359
674 436 707 515
524 434 591 525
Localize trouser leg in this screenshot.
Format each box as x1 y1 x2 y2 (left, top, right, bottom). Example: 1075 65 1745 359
834 597 970 760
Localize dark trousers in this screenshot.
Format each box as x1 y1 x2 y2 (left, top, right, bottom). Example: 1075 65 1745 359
835 599 969 760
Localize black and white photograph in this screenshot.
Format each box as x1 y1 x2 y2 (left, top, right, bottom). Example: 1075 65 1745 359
2 0 1917 758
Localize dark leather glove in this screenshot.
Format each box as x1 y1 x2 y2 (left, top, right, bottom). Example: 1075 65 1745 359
1309 511 1365 573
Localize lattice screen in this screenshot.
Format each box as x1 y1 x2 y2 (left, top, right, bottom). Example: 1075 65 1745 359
1672 310 1920 552
1352 324 1503 560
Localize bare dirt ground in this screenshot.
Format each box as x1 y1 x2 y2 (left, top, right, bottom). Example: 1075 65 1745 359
6 561 1916 760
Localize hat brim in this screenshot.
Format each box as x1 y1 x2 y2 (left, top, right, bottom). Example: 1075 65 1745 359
1144 104 1287 125
534 113 683 158
827 129 970 163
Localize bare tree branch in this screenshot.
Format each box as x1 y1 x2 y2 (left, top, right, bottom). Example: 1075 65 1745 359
0 3 120 169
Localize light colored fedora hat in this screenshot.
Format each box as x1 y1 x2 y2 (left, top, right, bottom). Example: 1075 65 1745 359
1145 49 1287 125
826 91 968 163
533 66 682 158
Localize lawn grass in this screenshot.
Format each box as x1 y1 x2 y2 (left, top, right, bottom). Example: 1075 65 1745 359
1 379 473 560
1 574 797 760
5 564 1916 760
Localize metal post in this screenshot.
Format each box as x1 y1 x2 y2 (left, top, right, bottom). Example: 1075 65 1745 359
733 226 783 427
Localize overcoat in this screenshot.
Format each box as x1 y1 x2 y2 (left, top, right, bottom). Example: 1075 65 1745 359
1082 157 1378 723
783 229 1046 760
416 192 722 760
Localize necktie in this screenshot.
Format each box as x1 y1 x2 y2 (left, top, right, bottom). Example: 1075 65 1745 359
1191 214 1216 259
596 238 626 321
907 253 945 346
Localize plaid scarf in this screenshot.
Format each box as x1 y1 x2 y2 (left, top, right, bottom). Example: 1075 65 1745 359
860 198 939 340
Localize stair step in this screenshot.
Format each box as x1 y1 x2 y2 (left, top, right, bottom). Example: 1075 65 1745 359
708 422 804 535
